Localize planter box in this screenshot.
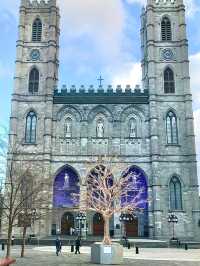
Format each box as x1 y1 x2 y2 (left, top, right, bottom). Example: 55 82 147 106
91 242 123 265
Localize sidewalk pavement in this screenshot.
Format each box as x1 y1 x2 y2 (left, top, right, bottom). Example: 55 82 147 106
0 246 199 266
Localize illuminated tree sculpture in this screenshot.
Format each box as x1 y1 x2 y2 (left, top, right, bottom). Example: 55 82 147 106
74 157 147 245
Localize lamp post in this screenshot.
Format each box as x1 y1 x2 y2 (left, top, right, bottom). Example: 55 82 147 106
76 212 86 239
168 213 178 240
19 208 37 227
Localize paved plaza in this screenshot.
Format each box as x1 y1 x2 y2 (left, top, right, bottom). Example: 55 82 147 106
0 246 199 266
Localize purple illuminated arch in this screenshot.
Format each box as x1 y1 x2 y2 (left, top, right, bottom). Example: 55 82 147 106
53 165 80 208
121 165 148 211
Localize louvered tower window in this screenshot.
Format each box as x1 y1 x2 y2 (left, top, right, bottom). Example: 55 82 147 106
32 18 42 42
161 17 172 41
29 68 39 93
164 67 175 93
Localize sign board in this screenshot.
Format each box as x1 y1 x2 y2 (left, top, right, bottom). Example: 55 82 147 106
104 246 112 254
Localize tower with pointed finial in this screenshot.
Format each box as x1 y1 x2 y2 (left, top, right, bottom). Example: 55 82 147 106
141 0 200 240
7 0 60 235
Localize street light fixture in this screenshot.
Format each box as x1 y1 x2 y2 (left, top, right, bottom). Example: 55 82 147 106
76 212 86 238
168 213 178 240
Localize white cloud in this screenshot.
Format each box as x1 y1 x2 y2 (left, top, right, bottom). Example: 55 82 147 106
112 62 142 88
190 53 200 107
125 0 200 17
59 0 127 63
184 0 200 17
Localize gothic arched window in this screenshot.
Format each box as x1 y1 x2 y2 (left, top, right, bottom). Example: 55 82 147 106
29 68 39 93
65 118 72 138
169 176 183 210
32 18 42 42
166 111 178 144
25 111 37 144
164 68 175 93
129 118 137 138
161 17 172 41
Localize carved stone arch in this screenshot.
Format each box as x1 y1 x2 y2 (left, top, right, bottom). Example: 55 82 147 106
120 106 144 138
160 14 171 24
120 105 145 122
164 108 179 120
166 173 185 187
53 164 82 209
27 65 40 79
23 108 38 120
163 64 176 73
56 105 82 122
123 165 149 184
87 105 113 123
53 164 82 184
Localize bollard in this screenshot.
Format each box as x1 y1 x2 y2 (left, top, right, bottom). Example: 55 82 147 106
185 244 188 250
2 243 5 251
136 246 139 254
71 245 74 252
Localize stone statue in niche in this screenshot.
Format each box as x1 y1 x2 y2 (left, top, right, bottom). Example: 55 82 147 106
63 173 70 188
129 119 137 138
65 118 72 138
96 119 104 138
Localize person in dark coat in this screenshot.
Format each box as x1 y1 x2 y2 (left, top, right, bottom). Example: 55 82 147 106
75 237 81 254
55 237 62 256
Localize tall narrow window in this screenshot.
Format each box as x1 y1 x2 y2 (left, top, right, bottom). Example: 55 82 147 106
164 68 175 93
25 111 37 144
166 111 178 144
32 18 42 42
29 68 39 93
161 17 172 41
170 176 182 210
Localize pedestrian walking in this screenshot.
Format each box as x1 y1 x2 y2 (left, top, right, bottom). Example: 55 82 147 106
11 236 15 246
55 237 62 256
75 237 81 254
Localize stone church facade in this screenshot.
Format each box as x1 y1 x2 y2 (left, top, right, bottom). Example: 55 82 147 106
7 0 200 240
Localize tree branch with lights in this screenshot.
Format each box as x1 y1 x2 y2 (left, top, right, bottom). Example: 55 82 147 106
73 156 147 245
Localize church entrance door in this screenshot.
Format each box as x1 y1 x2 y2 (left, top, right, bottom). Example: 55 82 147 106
61 212 74 235
125 218 138 237
93 213 104 236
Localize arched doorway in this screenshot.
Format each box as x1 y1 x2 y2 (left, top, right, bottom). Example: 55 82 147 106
93 213 104 236
61 212 74 235
125 218 138 237
53 165 80 208
121 166 148 238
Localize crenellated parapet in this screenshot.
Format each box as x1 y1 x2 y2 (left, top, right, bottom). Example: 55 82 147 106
53 85 149 104
20 0 57 8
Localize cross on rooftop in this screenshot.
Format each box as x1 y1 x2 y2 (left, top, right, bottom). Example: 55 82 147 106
97 75 104 87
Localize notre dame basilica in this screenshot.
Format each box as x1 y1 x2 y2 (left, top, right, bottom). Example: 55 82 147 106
6 0 200 241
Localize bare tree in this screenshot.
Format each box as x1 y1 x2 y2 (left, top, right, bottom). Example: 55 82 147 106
0 124 8 184
17 173 45 258
1 141 44 258
74 156 147 245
